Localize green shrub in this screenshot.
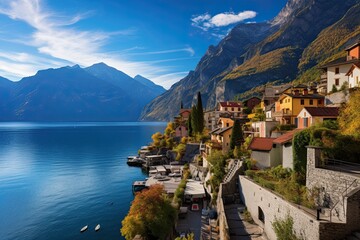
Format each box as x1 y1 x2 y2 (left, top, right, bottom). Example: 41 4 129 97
272 214 302 240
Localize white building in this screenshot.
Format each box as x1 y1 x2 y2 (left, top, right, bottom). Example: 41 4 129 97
322 40 360 93
346 63 360 89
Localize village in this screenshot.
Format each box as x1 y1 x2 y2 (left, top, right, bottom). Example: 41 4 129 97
121 41 360 240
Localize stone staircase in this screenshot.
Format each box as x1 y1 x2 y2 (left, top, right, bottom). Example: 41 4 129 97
223 159 242 183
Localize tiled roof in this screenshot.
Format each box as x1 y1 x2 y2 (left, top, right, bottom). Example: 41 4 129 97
273 129 301 144
319 57 360 68
248 137 275 151
283 93 324 99
265 103 275 111
218 126 233 135
219 101 242 108
345 40 360 51
304 107 339 117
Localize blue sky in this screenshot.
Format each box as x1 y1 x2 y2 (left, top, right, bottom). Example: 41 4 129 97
0 0 287 89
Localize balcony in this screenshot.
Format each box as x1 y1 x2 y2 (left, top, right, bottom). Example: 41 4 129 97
320 74 327 80
273 110 292 117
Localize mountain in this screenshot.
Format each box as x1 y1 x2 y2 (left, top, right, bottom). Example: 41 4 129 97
0 63 163 121
134 75 166 96
140 0 360 121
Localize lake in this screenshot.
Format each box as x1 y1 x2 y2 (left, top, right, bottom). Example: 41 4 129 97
0 122 167 240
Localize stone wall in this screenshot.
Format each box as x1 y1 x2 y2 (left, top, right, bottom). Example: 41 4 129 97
325 90 349 106
239 176 321 240
306 147 360 222
217 184 230 240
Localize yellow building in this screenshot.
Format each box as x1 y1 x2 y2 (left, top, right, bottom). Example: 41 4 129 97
274 88 325 125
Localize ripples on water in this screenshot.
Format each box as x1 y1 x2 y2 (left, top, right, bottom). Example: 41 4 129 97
0 122 166 240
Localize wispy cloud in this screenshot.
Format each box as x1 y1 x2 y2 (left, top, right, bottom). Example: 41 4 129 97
0 0 193 87
150 71 189 89
126 47 195 57
192 10 257 31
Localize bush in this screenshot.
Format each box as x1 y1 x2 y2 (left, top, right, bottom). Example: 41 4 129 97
272 214 302 240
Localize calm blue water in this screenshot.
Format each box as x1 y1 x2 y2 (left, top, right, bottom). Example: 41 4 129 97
0 122 166 240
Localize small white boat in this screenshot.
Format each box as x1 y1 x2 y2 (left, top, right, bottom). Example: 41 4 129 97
95 224 100 231
80 225 88 233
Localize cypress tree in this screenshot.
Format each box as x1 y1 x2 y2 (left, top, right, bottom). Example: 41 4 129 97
187 112 193 137
196 92 204 133
230 119 244 150
191 105 199 134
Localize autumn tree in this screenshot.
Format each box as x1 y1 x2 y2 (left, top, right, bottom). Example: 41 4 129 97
121 185 177 240
338 89 360 138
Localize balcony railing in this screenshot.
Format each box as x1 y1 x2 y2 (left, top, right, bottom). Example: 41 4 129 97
320 74 327 80
273 110 292 117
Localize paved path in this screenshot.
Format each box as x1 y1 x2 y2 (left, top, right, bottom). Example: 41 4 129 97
225 204 267 240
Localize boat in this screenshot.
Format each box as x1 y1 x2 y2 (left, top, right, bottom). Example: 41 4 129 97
127 157 145 167
127 156 137 160
80 225 88 233
95 224 100 231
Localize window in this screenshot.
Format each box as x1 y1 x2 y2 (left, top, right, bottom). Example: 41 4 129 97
226 123 229 127
335 78 340 86
295 118 298 127
310 99 313 105
225 107 228 111
273 144 277 148
280 100 283 104
231 107 234 111
335 67 340 74
318 100 322 105
304 118 308 127
301 99 304 105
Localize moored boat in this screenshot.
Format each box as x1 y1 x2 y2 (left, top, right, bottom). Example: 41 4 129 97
95 224 100 231
80 225 88 233
127 157 145 167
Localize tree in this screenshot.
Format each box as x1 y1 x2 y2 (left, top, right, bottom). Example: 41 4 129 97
121 185 177 240
180 101 184 109
190 92 205 134
230 119 244 150
151 132 163 147
187 112 193 137
190 105 198 134
196 92 204 133
338 89 360 138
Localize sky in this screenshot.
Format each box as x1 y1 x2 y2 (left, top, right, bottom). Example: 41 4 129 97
0 0 287 89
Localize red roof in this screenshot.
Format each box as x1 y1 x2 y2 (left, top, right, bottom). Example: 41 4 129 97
248 138 275 151
219 101 242 108
273 129 300 144
304 107 339 117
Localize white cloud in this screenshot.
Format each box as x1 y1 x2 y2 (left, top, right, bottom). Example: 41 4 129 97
125 47 195 57
149 71 189 89
192 10 257 31
0 0 193 87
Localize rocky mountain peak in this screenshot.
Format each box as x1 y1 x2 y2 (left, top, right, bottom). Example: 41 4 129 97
271 0 310 26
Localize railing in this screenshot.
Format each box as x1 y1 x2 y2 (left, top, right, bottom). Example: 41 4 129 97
323 158 360 175
321 74 327 80
329 179 358 222
273 110 292 117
